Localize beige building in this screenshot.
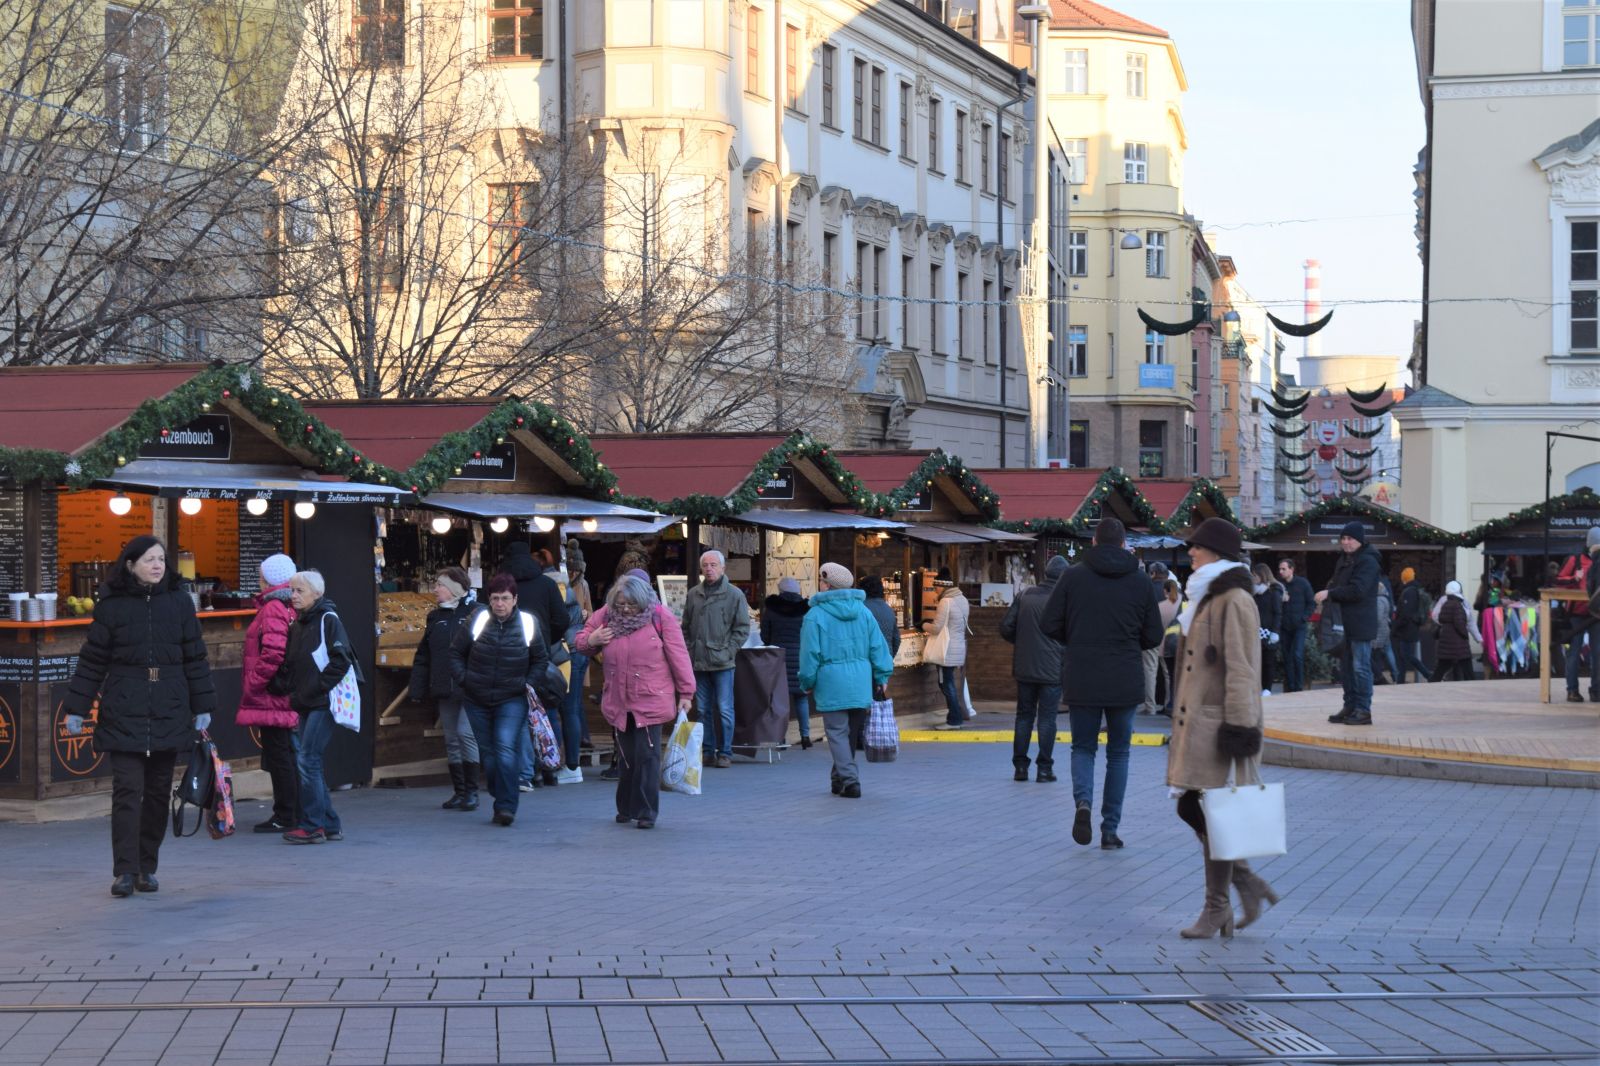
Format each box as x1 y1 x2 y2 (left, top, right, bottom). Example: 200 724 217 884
1040 0 1197 477
1405 0 1600 573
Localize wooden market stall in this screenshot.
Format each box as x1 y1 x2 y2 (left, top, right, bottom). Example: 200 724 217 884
0 364 407 813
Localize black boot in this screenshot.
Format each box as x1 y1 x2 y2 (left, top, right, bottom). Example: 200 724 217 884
442 762 466 809
459 763 480 811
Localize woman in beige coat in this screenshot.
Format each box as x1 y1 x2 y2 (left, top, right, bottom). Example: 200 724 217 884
1167 518 1280 938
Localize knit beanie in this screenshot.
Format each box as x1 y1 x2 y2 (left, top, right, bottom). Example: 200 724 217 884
625 568 651 585
818 562 854 589
1588 525 1600 553
436 572 470 602
777 577 801 595
1045 555 1069 579
1400 566 1415 584
260 553 297 588
1340 521 1367 545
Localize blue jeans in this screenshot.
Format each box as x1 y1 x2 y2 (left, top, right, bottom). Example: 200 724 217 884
695 669 735 758
789 690 812 741
1281 627 1307 692
1341 641 1373 714
1068 705 1136 835
295 709 340 833
465 698 528 815
1397 639 1427 684
556 650 589 769
1013 682 1061 771
1374 642 1397 683
517 718 535 785
939 666 963 725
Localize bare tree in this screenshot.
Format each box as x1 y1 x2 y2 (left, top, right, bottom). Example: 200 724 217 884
261 0 616 399
0 0 309 366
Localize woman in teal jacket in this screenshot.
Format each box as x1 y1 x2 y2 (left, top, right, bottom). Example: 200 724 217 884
798 563 894 799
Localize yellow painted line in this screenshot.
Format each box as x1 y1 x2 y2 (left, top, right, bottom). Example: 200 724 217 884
1263 728 1600 773
900 730 1169 746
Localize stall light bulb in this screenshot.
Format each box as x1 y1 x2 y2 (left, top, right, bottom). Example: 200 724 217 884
581 517 598 533
679 522 689 539
108 494 133 516
245 498 269 516
431 516 453 535
294 501 316 520
533 516 556 533
489 517 509 533
179 498 203 516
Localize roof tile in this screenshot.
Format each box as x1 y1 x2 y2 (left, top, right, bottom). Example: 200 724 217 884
1050 0 1168 38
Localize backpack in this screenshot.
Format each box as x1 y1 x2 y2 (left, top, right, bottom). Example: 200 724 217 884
1412 588 1433 627
171 733 233 838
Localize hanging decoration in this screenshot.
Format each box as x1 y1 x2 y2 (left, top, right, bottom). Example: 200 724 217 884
1278 447 1316 462
1265 309 1334 337
1317 444 1339 461
1263 403 1307 420
1137 304 1210 336
1346 383 1388 404
1350 400 1395 418
991 466 1163 537
1344 421 1386 439
1279 467 1318 483
1271 423 1310 438
1270 390 1309 412
1342 447 1379 461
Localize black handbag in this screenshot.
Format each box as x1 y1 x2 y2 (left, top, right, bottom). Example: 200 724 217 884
171 737 216 837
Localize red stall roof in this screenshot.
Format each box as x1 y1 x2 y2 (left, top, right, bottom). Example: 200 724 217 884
592 433 790 501
833 450 932 494
0 363 207 455
974 468 1103 523
1134 479 1193 520
304 400 502 472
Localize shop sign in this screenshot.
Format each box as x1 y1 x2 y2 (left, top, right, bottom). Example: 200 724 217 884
0 684 17 784
900 490 933 512
137 414 232 462
449 441 517 482
49 689 107 780
1548 510 1600 531
1137 364 1176 389
0 657 34 683
758 464 796 501
304 489 399 504
1309 516 1389 540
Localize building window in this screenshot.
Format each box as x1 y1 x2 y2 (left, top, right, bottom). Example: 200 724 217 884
820 43 837 126
358 185 403 290
852 59 864 138
1067 229 1087 276
108 258 202 359
105 7 167 150
488 0 542 60
1565 2 1600 67
1064 48 1087 93
1124 142 1147 183
1063 138 1086 183
901 254 915 346
1107 330 1116 374
1573 219 1598 351
784 24 803 111
927 98 941 171
487 182 538 283
855 241 883 338
870 66 884 144
898 81 913 157
955 109 968 182
784 219 802 272
956 270 968 356
1187 423 1199 475
1069 420 1088 467
352 0 405 64
1190 346 1199 392
1145 230 1166 276
1068 325 1087 377
746 7 762 95
980 121 992 192
998 131 1011 199
1126 52 1146 97
1145 331 1166 364
929 262 943 352
1138 420 1165 476
982 278 994 363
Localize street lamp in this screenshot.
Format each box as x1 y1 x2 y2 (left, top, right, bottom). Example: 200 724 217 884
1017 2 1051 467
1119 230 1145 250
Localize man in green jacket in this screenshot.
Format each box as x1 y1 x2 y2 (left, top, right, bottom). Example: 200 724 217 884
798 563 894 799
682 550 751 767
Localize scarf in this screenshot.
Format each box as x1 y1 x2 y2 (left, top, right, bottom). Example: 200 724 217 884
608 595 660 638
1178 560 1249 636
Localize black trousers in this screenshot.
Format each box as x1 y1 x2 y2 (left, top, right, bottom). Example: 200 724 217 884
615 716 662 824
257 726 301 826
1176 789 1206 841
1429 657 1474 682
109 749 178 876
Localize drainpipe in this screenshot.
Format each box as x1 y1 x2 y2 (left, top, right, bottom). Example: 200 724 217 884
995 69 1028 467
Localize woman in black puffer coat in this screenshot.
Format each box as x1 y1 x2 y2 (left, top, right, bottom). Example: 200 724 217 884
760 579 811 748
1251 564 1284 696
410 567 479 810
63 535 216 898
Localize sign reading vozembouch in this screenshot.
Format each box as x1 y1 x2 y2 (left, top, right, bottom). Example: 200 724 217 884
137 414 232 462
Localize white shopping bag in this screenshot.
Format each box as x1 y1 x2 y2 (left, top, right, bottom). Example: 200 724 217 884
313 614 361 732
1200 780 1287 861
661 710 703 795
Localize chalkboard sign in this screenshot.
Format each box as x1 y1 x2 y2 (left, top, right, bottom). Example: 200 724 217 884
37 485 58 595
238 501 286 591
0 488 25 596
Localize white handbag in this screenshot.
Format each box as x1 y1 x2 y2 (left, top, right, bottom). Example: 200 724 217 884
1199 760 1286 861
313 613 362 733
921 625 951 666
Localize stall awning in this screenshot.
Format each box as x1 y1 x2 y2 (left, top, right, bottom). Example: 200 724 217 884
421 492 661 520
1483 534 1590 556
99 462 408 503
898 523 1036 545
734 508 905 532
561 515 679 536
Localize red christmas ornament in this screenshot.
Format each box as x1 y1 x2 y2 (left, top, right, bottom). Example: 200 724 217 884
473 451 482 459
222 389 231 398
160 428 170 437
305 425 314 434
566 437 574 446
514 416 524 426
410 485 419 493
353 454 362 464
755 487 764 495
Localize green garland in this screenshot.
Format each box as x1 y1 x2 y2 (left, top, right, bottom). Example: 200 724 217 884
1245 494 1458 545
865 448 1002 521
401 401 618 499
1164 477 1239 530
1454 488 1600 547
619 431 877 522
991 466 1163 537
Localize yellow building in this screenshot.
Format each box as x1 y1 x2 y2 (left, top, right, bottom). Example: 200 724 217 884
1405 0 1600 575
1041 0 1197 477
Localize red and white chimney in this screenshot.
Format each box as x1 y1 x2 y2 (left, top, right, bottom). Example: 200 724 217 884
1303 259 1322 362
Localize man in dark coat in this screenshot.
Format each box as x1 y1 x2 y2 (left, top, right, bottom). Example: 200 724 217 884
1317 521 1381 725
1393 567 1430 684
1001 554 1067 783
1276 559 1315 692
1041 519 1163 849
760 578 813 747
498 541 572 651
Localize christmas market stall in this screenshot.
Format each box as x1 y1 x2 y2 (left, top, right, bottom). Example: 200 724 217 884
0 363 408 815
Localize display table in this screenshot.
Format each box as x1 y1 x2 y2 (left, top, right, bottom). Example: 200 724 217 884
733 646 790 756
1539 587 1590 703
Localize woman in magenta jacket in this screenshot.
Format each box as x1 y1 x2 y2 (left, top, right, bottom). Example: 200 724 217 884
237 554 300 833
577 573 694 829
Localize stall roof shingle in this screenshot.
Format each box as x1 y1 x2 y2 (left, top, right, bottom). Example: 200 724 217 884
593 434 791 501
974 468 1103 523
834 450 933 493
304 401 502 472
1134 479 1193 518
0 363 206 454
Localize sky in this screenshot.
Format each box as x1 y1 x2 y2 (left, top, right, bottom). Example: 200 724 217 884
1122 0 1425 381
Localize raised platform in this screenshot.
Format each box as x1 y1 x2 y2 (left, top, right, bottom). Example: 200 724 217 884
1263 678 1600 788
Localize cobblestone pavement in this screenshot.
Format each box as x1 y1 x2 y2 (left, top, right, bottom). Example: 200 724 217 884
0 739 1595 1065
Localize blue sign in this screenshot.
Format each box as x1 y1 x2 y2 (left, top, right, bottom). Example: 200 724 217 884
1138 363 1176 389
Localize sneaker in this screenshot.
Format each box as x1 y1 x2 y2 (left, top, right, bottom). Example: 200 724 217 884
1036 770 1057 783
1327 708 1352 724
635 819 656 829
1261 689 1272 699
599 766 619 780
555 767 583 784
715 754 732 768
615 813 633 824
1344 712 1373 726
933 723 963 731
322 829 343 842
1071 804 1092 846
283 828 325 845
253 817 292 834
518 781 536 793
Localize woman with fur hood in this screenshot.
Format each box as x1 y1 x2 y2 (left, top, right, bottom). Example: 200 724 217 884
1167 518 1280 939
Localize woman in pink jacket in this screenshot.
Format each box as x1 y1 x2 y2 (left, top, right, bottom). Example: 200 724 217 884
577 573 695 829
237 554 301 833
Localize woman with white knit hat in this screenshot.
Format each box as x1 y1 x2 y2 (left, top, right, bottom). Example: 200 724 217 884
238 553 301 833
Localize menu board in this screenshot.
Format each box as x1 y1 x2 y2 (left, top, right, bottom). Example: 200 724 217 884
37 485 58 595
0 488 24 596
238 501 286 592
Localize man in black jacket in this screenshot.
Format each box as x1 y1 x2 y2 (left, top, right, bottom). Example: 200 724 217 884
1276 559 1315 692
1001 554 1067 783
1041 519 1163 849
449 574 558 826
1316 521 1381 725
498 542 572 651
1393 567 1430 684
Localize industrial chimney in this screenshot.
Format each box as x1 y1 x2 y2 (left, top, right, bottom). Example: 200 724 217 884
1303 259 1322 362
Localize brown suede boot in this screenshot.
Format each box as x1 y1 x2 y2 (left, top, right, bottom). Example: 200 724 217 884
1180 844 1236 939
1232 861 1280 930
